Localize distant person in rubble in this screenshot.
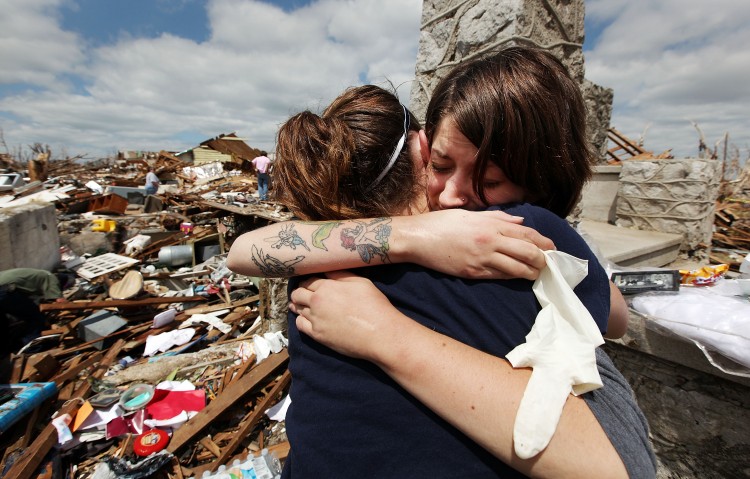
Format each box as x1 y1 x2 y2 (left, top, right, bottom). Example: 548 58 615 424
251 150 271 200
0 268 74 355
228 50 654 478
144 167 160 195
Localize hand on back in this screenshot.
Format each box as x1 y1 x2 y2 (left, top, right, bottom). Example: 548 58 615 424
399 209 554 281
290 271 403 362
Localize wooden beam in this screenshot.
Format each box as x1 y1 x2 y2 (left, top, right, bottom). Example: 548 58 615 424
191 370 291 477
40 296 206 312
167 350 288 454
216 370 290 464
183 295 259 315
200 200 292 222
49 352 103 387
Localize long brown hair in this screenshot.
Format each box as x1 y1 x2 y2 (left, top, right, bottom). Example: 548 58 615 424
424 46 593 218
273 85 421 220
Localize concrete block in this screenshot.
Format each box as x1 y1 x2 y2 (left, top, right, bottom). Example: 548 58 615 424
78 310 127 350
578 219 683 268
0 202 60 271
579 165 622 223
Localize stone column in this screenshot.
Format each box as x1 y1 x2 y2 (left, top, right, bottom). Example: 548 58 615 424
410 0 613 160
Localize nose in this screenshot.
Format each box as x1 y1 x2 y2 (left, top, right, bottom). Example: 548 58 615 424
439 175 473 209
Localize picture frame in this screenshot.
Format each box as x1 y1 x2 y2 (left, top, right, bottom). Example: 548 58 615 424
611 270 681 295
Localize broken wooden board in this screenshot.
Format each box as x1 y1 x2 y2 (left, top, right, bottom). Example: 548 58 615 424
167 349 289 454
40 295 206 312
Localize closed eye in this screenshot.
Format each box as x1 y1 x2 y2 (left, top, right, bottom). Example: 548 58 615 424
430 162 451 173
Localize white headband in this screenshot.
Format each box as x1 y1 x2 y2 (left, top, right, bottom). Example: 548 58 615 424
366 104 409 191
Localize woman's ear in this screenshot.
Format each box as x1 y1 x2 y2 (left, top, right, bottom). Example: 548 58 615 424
418 130 430 167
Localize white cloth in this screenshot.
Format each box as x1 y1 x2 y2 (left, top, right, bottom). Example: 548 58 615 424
506 250 604 459
143 328 196 357
631 280 750 370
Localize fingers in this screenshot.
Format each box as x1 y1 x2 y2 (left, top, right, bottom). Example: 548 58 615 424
491 257 542 281
324 270 361 281
523 229 556 251
494 219 556 251
289 284 310 302
482 210 556 251
297 275 326 290
295 314 314 337
486 209 525 224
513 244 548 272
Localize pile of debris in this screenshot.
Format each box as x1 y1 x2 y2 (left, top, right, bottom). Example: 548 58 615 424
605 127 750 271
712 163 750 260
0 154 295 478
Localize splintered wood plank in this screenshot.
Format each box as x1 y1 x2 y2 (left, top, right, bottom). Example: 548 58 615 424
49 352 103 387
190 370 291 477
199 436 223 458
40 295 206 312
215 370 290 464
183 295 259 315
167 350 289 454
9 355 26 384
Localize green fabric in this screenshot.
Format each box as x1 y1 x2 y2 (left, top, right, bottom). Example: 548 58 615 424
0 268 61 302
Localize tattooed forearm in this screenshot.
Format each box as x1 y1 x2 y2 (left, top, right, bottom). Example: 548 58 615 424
269 223 310 251
245 218 392 275
339 218 392 264
251 245 305 277
310 222 341 250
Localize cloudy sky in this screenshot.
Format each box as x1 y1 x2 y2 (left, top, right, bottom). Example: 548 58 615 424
0 0 748 162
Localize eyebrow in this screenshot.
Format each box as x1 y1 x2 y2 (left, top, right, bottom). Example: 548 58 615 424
431 147 450 160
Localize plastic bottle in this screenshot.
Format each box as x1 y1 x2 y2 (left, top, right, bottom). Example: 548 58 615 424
261 448 282 475
213 465 233 479
226 459 244 479
238 454 258 479
250 453 274 479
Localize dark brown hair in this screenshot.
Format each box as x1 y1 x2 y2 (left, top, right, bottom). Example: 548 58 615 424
273 85 421 220
424 46 593 218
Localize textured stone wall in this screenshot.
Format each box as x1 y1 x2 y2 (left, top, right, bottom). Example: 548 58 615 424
604 340 750 479
410 0 613 160
583 79 615 160
615 159 722 260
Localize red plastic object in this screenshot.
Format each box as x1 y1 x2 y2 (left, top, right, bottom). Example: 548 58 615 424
133 429 170 456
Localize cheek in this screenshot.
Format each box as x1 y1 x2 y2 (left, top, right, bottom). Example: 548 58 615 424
487 183 525 205
427 173 442 198
426 174 443 209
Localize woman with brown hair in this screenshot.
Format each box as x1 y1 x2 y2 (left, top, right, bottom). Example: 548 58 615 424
229 47 654 478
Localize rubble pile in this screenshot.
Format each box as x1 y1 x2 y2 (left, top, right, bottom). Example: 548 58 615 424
1 134 748 478
713 165 750 267
0 153 295 478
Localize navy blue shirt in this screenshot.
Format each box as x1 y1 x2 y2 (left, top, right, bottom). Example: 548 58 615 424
282 204 610 478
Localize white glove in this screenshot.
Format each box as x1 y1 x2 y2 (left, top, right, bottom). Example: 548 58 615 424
506 250 604 459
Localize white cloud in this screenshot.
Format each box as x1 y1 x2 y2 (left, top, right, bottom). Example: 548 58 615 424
585 0 750 157
0 0 422 158
0 0 86 89
3 0 747 161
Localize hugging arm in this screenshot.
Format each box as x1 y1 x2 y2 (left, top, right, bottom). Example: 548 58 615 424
226 209 554 281
290 271 629 479
606 282 629 339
